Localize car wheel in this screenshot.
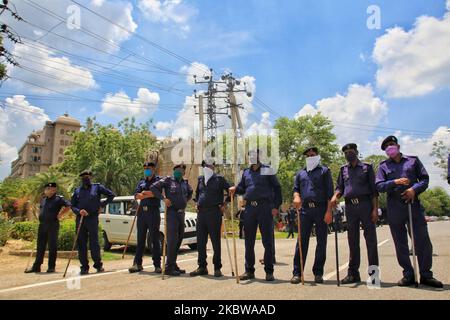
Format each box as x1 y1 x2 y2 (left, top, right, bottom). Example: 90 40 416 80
103 232 112 251
188 243 197 250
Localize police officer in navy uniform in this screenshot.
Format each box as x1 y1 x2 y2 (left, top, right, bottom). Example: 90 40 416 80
330 143 379 284
376 136 442 288
25 183 71 273
150 163 193 276
291 147 334 284
286 205 296 239
129 162 162 274
71 171 115 275
229 149 282 282
190 159 231 278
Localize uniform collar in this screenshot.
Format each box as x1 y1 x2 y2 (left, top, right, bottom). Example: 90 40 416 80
348 160 363 168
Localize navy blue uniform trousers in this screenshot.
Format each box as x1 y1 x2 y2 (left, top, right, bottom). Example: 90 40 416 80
134 207 161 267
34 222 59 269
76 216 102 270
388 200 433 279
345 199 379 277
197 207 222 269
243 200 274 274
293 203 328 276
165 207 185 270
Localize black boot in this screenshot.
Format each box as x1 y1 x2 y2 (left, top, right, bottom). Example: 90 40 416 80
239 272 255 281
214 269 223 277
420 277 443 288
314 275 324 283
128 264 143 273
189 267 208 277
397 276 415 287
290 275 301 284
265 273 275 281
341 274 361 284
24 265 41 273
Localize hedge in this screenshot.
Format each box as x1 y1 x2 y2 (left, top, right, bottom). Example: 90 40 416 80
0 217 13 246
10 219 104 251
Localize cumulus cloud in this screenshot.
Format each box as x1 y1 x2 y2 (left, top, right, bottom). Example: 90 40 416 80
295 84 388 145
373 6 450 97
10 44 96 93
246 112 272 135
154 121 174 131
100 88 160 118
138 0 197 35
0 96 50 179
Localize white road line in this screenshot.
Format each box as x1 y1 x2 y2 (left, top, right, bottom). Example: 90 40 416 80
0 257 197 294
323 238 390 281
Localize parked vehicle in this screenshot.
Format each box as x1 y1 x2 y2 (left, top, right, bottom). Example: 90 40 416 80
99 196 198 252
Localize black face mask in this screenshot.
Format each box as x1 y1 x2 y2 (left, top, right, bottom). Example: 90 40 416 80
82 177 91 186
345 152 358 163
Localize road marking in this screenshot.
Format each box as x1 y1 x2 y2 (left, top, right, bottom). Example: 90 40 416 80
323 238 390 281
0 257 197 294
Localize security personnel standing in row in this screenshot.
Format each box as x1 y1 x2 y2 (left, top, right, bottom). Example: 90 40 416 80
376 136 442 288
190 159 231 278
291 147 333 284
330 143 379 284
71 171 115 275
25 183 71 273
150 163 193 276
129 162 162 274
229 149 282 282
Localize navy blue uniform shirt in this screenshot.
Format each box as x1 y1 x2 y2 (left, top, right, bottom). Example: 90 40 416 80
293 165 334 202
335 161 378 199
71 183 115 216
150 176 193 210
194 174 231 209
375 154 428 203
39 194 71 223
134 176 161 208
235 164 282 209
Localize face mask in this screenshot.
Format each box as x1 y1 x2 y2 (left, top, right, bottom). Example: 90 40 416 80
306 155 321 172
385 145 400 158
204 167 214 184
173 170 183 180
144 169 152 177
345 151 358 163
82 177 91 186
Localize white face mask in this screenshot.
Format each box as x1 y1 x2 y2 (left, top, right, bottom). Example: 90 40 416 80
204 167 214 184
306 155 321 172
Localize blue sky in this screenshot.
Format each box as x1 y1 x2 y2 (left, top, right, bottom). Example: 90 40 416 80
0 0 449 186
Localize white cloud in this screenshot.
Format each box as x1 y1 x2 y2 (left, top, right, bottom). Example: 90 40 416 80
447 0 450 11
155 121 174 131
373 7 450 97
10 44 96 93
100 88 160 118
365 127 450 190
0 96 50 179
246 112 272 135
295 84 388 145
180 61 211 85
1 0 137 55
138 0 197 34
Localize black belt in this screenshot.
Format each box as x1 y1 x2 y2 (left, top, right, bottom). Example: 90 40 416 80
345 195 372 205
302 201 326 209
246 199 271 207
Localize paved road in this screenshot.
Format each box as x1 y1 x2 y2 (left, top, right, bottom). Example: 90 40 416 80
0 221 449 300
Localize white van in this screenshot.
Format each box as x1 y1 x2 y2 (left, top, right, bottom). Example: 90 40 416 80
99 196 198 252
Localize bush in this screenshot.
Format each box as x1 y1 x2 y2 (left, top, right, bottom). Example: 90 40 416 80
9 219 104 251
0 217 13 246
10 221 38 241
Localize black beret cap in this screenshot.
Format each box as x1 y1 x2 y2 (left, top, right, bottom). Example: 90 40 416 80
44 182 57 188
173 164 187 170
201 159 215 167
381 135 398 151
303 146 318 156
342 143 358 153
79 170 93 177
143 162 156 167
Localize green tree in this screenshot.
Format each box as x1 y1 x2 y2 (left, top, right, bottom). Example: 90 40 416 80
274 114 342 203
363 154 388 209
419 187 450 217
430 140 449 181
58 117 159 196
